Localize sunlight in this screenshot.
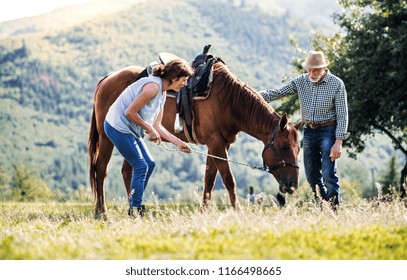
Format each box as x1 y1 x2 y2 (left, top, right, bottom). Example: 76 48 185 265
0 0 90 22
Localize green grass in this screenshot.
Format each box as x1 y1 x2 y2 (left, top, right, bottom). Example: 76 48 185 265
0 199 406 260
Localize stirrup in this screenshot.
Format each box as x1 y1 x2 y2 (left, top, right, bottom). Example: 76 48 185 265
174 113 183 133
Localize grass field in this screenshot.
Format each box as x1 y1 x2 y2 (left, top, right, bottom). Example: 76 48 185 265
0 197 406 260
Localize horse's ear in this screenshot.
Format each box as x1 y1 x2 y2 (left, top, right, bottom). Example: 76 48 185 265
294 120 303 130
280 113 288 130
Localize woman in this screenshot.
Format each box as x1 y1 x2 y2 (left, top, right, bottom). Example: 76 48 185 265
104 58 193 218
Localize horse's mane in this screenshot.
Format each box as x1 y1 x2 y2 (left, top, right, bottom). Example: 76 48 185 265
212 61 280 133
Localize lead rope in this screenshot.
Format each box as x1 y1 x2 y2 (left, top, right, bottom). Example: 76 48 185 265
159 142 267 172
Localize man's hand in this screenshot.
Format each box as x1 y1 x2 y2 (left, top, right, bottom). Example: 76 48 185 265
330 139 343 161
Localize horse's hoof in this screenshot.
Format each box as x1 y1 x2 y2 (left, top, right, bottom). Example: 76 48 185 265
199 204 208 213
275 192 286 207
233 203 243 211
94 212 108 220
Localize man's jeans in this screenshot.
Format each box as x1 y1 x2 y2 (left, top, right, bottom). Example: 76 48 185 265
303 124 340 205
104 121 155 209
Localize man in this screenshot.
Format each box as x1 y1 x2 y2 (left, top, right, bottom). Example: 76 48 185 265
260 51 349 208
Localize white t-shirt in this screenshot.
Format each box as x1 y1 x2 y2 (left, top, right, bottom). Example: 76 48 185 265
105 75 166 138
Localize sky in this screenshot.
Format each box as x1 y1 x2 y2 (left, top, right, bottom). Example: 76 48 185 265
0 0 90 22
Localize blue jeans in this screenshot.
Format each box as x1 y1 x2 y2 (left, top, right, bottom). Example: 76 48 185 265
104 121 155 209
303 124 340 205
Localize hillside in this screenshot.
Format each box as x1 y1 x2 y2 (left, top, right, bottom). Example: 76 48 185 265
0 0 341 38
0 0 401 203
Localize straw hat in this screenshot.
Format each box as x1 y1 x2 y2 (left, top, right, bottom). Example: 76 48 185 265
302 51 329 68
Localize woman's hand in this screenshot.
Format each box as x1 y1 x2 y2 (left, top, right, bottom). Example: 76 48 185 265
146 128 161 145
177 141 192 153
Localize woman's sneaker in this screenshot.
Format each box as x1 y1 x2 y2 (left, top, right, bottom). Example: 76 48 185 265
128 205 146 218
138 205 146 217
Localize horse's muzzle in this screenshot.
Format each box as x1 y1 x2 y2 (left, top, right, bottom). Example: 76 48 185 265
279 181 297 194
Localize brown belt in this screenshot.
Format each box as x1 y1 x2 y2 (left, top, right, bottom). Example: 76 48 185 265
304 120 336 129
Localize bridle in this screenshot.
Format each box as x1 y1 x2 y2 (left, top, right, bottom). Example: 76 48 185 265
262 125 300 173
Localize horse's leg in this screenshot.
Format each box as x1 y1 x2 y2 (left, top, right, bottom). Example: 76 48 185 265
121 159 132 197
95 136 114 218
202 156 218 209
206 142 240 209
217 162 240 209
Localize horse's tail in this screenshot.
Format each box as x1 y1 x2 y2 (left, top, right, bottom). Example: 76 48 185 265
88 75 109 198
88 104 99 198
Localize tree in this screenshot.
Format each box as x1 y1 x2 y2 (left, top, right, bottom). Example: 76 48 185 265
0 168 10 200
10 164 53 202
286 0 407 197
378 154 399 197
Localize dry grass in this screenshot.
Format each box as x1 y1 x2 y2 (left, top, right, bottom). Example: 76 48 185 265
0 193 406 260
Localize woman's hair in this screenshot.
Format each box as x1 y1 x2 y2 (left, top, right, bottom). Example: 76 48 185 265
152 58 193 84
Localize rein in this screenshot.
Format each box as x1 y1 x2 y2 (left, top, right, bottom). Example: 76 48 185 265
158 124 299 173
159 142 267 172
262 125 300 173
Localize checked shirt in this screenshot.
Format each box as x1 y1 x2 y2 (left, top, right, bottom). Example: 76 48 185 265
260 71 349 140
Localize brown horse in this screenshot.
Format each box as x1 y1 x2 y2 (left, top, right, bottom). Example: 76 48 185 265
88 60 301 216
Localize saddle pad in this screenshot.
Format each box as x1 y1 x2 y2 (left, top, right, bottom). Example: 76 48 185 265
159 52 181 64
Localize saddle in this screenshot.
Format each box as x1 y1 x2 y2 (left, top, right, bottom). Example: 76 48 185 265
136 45 221 143
172 45 220 143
